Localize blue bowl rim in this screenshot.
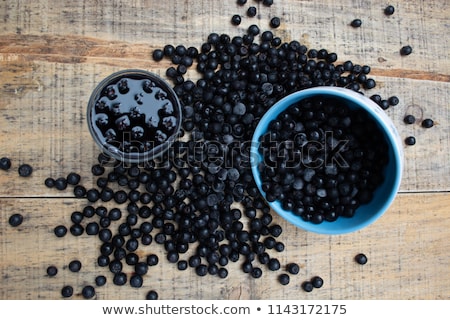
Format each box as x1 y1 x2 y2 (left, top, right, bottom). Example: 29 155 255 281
250 87 404 235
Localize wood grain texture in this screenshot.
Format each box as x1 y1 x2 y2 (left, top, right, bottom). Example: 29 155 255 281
0 0 449 300
0 193 449 300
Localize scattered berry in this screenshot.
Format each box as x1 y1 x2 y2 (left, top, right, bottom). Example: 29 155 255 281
400 45 413 56
270 17 281 28
18 164 33 177
61 285 74 298
421 118 434 128
82 285 96 299
146 290 159 300
46 266 58 277
355 253 368 265
405 136 416 146
0 157 11 170
8 213 23 227
231 14 242 26
311 276 324 288
351 19 362 28
302 281 314 292
278 273 290 285
287 263 300 275
384 5 395 15
403 115 416 124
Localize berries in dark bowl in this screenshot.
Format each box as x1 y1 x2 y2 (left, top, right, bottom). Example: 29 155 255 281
87 69 183 163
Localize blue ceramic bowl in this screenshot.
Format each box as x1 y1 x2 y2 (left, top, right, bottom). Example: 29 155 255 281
250 87 404 235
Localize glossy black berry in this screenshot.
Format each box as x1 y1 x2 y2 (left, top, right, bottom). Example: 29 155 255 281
44 177 55 188
82 285 96 299
95 275 107 286
146 254 159 266
421 118 434 128
270 17 281 28
146 290 158 300
18 164 33 177
311 276 324 288
403 115 416 124
287 263 300 275
68 260 82 272
231 15 242 26
355 253 368 265
152 49 164 61
400 45 412 56
384 5 395 15
278 273 290 285
91 164 105 176
66 172 81 185
86 222 100 235
46 265 58 277
113 272 127 286
268 258 281 271
364 78 376 89
86 188 100 202
247 6 257 17
195 264 208 276
351 19 362 28
388 96 399 106
54 177 68 190
130 274 144 288
302 281 314 292
114 190 128 204
54 225 67 237
61 285 74 298
0 157 11 170
72 185 86 198
405 136 416 146
70 224 84 236
8 213 23 227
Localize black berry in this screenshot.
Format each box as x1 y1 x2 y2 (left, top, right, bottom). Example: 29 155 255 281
0 157 11 170
95 275 107 286
8 213 23 227
66 172 81 185
270 17 281 28
68 260 82 272
231 15 242 26
46 265 58 277
61 285 73 298
287 263 300 275
355 253 368 265
400 45 413 56
44 177 55 188
302 281 314 292
405 136 416 146
18 164 33 177
311 276 324 288
247 6 257 17
54 225 68 237
384 5 395 15
351 19 362 28
130 274 144 288
403 115 416 124
82 285 96 299
146 290 158 300
278 273 290 285
421 118 434 128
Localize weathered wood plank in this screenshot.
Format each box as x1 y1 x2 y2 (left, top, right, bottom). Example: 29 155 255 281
0 194 449 300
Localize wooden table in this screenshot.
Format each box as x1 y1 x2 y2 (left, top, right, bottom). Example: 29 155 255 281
0 0 449 300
